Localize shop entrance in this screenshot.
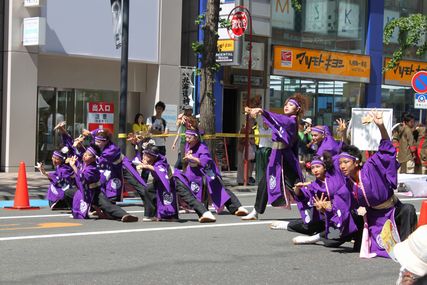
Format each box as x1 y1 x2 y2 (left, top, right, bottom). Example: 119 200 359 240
36 87 119 169
223 88 239 170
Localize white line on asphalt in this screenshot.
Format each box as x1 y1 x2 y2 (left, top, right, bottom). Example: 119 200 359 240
0 221 274 241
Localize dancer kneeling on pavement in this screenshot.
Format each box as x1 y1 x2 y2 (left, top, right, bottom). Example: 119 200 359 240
242 94 307 220
136 144 179 222
339 110 417 258
183 129 248 217
69 145 138 222
36 148 76 210
271 153 361 248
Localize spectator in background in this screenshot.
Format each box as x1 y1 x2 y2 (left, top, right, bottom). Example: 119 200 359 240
132 113 149 135
416 125 427 174
147 101 169 156
255 121 272 184
237 117 256 185
172 105 197 169
398 113 416 174
393 225 427 285
298 118 313 165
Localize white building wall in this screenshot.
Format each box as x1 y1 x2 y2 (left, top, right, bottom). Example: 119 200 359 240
2 0 183 172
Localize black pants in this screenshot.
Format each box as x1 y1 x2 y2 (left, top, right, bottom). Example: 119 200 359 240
142 183 158 218
394 202 417 241
92 190 128 220
174 179 207 217
223 188 242 214
122 166 146 202
254 170 299 214
50 188 78 209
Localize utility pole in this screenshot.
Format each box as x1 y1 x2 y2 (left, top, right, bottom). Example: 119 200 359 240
118 0 129 153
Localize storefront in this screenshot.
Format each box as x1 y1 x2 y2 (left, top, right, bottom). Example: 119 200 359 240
270 45 370 129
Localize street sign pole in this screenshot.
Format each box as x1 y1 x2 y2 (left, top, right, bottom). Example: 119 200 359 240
228 6 252 186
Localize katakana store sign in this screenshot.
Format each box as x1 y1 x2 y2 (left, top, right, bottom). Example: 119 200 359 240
384 58 427 87
87 102 114 133
272 45 371 83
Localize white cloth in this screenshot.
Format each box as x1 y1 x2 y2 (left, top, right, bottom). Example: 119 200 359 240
146 117 168 147
258 127 272 148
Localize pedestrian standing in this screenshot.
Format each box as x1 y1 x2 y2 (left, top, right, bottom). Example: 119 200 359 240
398 113 416 174
147 101 169 156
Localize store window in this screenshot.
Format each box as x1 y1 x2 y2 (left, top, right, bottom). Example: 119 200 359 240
383 0 427 61
272 0 368 53
36 88 119 168
381 85 416 124
270 76 365 128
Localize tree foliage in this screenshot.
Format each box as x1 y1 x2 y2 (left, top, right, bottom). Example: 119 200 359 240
383 14 427 71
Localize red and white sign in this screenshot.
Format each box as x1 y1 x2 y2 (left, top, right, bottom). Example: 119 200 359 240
87 102 114 133
228 11 247 38
281 50 292 67
411 71 427 94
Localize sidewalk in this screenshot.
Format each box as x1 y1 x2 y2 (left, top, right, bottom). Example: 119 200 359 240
0 171 257 201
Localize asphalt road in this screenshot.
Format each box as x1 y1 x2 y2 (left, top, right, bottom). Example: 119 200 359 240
0 194 422 285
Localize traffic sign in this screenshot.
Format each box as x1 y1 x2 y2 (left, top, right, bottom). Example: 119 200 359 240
415 93 427 109
228 11 247 39
411 71 427 94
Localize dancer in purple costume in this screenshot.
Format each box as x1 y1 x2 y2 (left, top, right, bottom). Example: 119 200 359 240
339 110 417 258
311 125 343 157
242 94 307 220
137 144 178 221
35 149 76 210
183 129 249 216
70 145 138 222
272 153 361 249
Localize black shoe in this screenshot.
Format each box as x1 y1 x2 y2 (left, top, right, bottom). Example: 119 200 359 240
248 177 256 184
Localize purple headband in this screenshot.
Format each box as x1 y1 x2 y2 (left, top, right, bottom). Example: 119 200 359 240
310 159 325 166
288 98 301 109
143 149 159 157
95 136 108 142
311 127 325 134
339 152 359 161
86 146 98 157
185 129 199 137
52 151 65 160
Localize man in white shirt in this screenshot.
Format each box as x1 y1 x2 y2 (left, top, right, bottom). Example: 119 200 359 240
146 101 169 155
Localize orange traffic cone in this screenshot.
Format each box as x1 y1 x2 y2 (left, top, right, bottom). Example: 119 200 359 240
4 162 40 210
418 200 427 227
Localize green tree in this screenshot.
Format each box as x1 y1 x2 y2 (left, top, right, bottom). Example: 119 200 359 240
383 14 427 71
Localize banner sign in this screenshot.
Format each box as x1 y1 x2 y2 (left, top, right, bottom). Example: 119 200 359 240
179 66 196 108
273 46 370 83
110 0 122 49
384 58 427 87
87 102 114 133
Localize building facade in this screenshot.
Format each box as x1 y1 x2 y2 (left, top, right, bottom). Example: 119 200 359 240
2 0 183 172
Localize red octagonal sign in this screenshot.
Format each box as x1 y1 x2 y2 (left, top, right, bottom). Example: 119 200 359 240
230 11 247 38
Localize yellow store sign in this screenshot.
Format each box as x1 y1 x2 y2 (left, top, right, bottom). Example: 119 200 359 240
384 58 427 86
273 46 371 83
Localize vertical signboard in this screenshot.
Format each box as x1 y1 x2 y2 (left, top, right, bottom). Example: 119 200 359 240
23 17 46 46
271 0 295 29
179 67 196 107
216 0 241 65
87 102 115 133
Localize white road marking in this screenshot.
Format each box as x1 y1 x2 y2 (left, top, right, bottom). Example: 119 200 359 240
0 221 273 241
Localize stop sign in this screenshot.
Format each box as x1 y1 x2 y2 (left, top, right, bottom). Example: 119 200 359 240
230 11 247 37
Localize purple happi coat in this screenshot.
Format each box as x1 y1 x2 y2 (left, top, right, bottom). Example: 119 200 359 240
98 142 124 200
261 110 304 207
148 155 178 219
46 164 75 206
72 162 100 219
298 170 357 239
316 127 343 157
184 141 230 211
346 139 401 258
